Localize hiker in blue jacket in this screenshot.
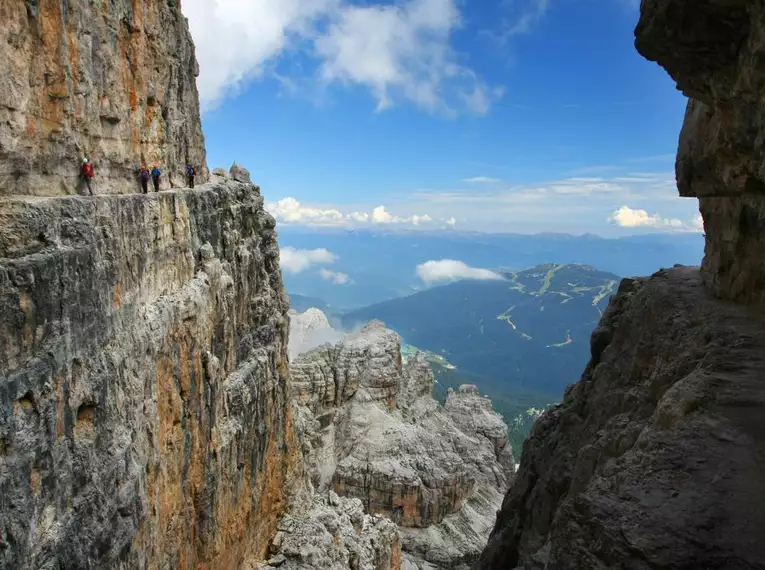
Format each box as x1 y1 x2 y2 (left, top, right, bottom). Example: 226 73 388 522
151 164 161 192
186 164 196 188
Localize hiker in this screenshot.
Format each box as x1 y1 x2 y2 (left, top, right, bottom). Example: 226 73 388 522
151 164 161 192
186 164 196 188
81 158 95 195
138 164 150 194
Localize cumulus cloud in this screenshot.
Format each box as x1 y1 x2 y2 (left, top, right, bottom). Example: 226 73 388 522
371 206 435 225
416 259 505 284
371 205 396 224
184 0 334 107
319 268 351 284
267 198 446 228
280 246 338 273
267 197 345 225
185 0 501 114
608 206 684 229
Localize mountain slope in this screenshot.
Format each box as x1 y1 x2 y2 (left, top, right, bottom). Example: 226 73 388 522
342 263 619 405
279 227 702 309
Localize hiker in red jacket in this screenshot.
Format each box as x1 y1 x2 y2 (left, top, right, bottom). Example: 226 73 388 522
81 158 95 195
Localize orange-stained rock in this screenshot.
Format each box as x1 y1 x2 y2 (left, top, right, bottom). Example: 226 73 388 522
0 180 295 569
0 0 207 196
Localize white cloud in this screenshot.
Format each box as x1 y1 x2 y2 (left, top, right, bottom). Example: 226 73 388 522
267 197 346 225
607 206 699 231
461 176 501 184
184 0 336 108
267 198 447 228
484 0 551 43
319 268 351 284
502 0 550 38
349 211 370 222
399 170 702 234
416 259 505 284
371 205 396 224
185 0 501 115
280 246 338 273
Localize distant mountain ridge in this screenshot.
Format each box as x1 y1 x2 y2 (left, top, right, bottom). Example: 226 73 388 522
342 263 620 433
280 227 702 309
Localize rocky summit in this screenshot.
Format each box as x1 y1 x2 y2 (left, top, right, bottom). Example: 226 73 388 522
278 315 515 570
475 2 765 568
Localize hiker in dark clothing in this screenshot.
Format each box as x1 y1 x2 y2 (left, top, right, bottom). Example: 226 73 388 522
186 165 196 188
138 165 150 194
81 158 95 195
151 165 161 192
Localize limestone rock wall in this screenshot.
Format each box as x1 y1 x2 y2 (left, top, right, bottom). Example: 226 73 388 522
635 0 765 305
0 0 208 197
0 179 295 569
287 316 515 569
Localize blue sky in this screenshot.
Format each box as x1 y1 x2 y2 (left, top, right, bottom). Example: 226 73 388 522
184 0 700 235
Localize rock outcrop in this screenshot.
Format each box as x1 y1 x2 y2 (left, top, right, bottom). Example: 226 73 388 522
258 492 402 570
476 3 765 568
0 0 207 196
283 316 515 569
0 176 296 569
635 0 765 305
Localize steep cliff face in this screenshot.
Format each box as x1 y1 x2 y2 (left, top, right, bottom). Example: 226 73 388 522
0 174 296 568
0 0 207 196
475 3 765 568
635 0 765 305
285 317 514 569
476 269 765 569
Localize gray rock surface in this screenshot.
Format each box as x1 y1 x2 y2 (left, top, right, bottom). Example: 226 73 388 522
255 492 402 570
636 0 765 305
0 180 296 569
288 313 515 569
0 0 208 196
231 162 252 184
475 269 765 569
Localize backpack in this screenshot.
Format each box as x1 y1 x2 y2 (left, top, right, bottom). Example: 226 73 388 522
152 168 161 178
83 163 94 178
140 169 150 181
187 166 195 175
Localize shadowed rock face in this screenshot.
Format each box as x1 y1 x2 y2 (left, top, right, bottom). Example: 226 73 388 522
475 4 765 568
636 0 765 305
475 269 765 569
0 181 296 569
0 0 208 196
